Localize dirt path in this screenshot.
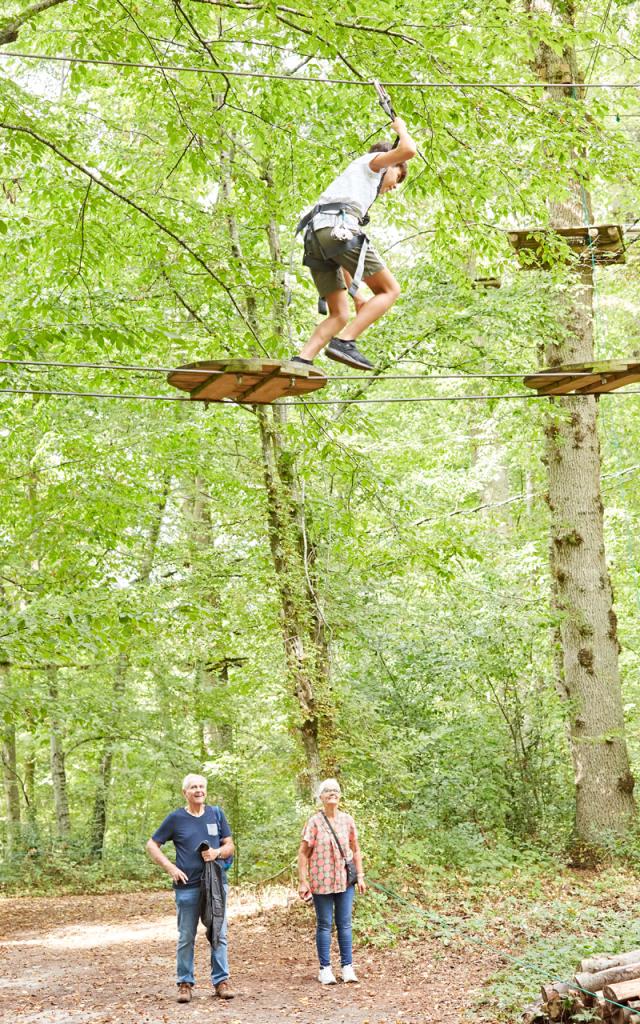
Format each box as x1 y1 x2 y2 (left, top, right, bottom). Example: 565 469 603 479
0 890 496 1023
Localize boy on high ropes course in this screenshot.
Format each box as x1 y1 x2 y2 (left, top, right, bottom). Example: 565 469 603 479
292 106 417 372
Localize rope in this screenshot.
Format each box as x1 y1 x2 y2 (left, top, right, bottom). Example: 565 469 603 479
0 357 225 376
1 51 638 89
0 386 190 402
3 385 640 406
0 356 627 381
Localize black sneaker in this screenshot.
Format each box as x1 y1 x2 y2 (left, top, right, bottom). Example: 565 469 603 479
290 356 313 366
325 339 373 371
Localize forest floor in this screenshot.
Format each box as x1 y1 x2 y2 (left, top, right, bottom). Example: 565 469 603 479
0 887 500 1024
3 870 640 1024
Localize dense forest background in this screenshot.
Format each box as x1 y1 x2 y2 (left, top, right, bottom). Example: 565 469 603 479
2 0 640 897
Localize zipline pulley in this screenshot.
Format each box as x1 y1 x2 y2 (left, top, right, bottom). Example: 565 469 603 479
372 80 396 120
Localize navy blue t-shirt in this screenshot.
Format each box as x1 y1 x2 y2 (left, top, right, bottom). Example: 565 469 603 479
152 805 232 889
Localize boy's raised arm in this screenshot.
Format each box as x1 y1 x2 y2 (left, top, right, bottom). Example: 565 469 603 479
369 117 417 169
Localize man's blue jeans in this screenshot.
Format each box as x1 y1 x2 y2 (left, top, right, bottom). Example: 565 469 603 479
312 887 355 967
175 885 229 986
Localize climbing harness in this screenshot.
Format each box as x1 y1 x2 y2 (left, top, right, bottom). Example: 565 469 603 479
294 201 373 314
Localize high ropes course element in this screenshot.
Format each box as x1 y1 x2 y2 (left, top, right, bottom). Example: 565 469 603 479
4 360 640 406
167 358 327 403
525 359 640 397
509 225 626 268
1 51 639 90
2 61 638 408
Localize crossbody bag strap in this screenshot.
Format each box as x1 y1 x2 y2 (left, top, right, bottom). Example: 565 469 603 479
320 812 348 863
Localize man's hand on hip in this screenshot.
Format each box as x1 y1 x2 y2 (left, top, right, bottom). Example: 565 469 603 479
169 864 189 884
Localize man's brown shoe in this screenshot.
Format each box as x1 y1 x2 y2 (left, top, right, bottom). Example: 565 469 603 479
177 983 192 1003
215 981 235 999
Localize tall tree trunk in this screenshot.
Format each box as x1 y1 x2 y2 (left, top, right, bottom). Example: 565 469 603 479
89 653 128 856
23 728 38 835
257 405 324 791
199 659 235 756
90 480 170 857
528 0 635 847
47 667 71 838
217 158 333 793
1 664 21 851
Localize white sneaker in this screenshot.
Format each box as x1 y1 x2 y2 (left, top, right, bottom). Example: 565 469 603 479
318 966 337 985
342 965 358 983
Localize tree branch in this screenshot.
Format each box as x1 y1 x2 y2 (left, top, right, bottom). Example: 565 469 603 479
0 0 73 46
0 119 267 352
191 0 420 44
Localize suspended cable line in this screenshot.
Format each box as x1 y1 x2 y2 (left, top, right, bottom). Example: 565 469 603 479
0 357 225 377
1 51 638 89
0 356 624 382
3 385 640 406
0 387 190 402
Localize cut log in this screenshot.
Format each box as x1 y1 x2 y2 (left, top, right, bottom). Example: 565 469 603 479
610 1009 635 1024
576 963 640 994
541 982 576 1002
582 953 640 975
604 980 640 1003
522 1001 546 1023
544 991 586 1020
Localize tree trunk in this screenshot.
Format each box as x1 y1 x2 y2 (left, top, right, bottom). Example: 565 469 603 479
1 665 21 851
528 0 635 846
199 659 234 756
47 667 71 838
24 733 37 831
257 405 324 792
89 653 128 856
90 480 170 856
217 158 333 794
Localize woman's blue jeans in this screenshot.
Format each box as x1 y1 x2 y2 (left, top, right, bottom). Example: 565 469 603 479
175 886 229 987
312 887 355 967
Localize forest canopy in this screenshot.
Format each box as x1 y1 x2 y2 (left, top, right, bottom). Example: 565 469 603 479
1 0 640 892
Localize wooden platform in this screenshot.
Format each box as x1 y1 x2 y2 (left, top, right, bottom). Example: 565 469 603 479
167 358 327 404
473 277 501 289
508 225 625 269
524 358 640 396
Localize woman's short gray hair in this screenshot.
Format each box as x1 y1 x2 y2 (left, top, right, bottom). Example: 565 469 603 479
316 777 341 799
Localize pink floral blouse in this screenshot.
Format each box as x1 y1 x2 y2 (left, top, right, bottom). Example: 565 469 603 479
301 811 358 895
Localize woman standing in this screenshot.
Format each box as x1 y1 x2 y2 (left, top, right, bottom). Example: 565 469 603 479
298 778 366 985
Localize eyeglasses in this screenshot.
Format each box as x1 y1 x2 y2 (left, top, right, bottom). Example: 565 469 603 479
321 790 340 795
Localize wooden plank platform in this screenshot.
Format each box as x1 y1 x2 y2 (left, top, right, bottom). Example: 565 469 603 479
167 358 327 404
473 277 501 289
524 358 640 396
508 225 625 269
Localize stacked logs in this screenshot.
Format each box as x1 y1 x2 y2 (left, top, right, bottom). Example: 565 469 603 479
523 950 640 1023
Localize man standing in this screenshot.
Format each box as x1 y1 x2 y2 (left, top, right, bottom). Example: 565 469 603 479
146 773 235 1004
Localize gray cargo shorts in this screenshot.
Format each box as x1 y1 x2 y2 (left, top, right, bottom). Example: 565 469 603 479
304 226 387 299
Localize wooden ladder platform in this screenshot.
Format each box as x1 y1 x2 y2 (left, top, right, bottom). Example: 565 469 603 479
167 358 327 404
524 358 640 396
508 225 625 268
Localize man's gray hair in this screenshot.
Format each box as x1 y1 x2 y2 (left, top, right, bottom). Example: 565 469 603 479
182 773 207 792
316 777 341 799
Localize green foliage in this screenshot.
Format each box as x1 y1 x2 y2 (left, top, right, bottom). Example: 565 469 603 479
1 0 640 924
